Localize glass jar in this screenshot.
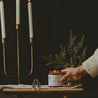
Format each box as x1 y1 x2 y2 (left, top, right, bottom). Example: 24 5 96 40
48 70 62 87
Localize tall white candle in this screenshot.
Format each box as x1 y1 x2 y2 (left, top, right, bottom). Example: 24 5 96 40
0 1 6 38
28 0 33 38
16 0 20 24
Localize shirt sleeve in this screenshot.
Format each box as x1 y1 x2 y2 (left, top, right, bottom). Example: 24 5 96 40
82 48 98 78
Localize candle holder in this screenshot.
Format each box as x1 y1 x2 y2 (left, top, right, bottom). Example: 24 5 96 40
2 38 8 76
26 38 33 77
1 0 34 84
16 24 20 84
16 24 34 83
1 25 34 84
2 39 16 77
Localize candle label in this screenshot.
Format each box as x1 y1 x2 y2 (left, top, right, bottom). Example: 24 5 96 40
48 75 62 86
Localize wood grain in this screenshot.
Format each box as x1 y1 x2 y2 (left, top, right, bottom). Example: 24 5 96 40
2 87 83 95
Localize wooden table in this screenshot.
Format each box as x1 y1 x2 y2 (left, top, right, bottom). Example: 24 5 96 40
1 86 98 98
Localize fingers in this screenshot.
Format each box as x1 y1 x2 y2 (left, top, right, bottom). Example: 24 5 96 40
62 76 82 84
59 72 69 82
60 67 83 84
61 68 69 74
59 68 70 82
62 78 71 84
61 77 76 84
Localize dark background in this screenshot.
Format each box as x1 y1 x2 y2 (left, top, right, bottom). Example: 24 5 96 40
0 0 98 86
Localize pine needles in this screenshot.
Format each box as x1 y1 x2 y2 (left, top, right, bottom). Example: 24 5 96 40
42 30 87 70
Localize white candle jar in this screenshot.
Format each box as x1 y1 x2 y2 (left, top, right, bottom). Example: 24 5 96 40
48 70 62 87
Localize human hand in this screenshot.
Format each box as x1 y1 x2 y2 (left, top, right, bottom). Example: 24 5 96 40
59 65 87 84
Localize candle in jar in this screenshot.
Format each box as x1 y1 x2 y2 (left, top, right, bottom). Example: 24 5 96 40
48 70 62 87
50 70 61 75
28 0 33 38
0 0 6 38
16 0 20 24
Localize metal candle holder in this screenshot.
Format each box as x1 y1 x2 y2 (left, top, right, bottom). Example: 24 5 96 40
16 24 20 84
2 25 33 84
1 0 34 84
16 24 34 83
2 38 8 76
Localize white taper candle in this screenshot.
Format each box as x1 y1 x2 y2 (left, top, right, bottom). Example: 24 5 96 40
0 1 6 38
28 0 33 38
16 0 20 24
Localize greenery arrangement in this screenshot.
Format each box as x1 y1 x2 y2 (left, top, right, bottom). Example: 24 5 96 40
42 30 87 70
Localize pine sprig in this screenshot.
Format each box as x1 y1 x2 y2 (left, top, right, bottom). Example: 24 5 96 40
42 30 87 70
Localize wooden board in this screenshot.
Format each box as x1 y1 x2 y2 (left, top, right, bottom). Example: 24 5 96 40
1 87 98 97
2 87 83 95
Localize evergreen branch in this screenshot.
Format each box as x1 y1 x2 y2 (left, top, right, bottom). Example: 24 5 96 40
42 30 87 70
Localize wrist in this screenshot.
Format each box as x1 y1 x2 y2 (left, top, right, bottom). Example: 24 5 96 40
78 65 87 76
